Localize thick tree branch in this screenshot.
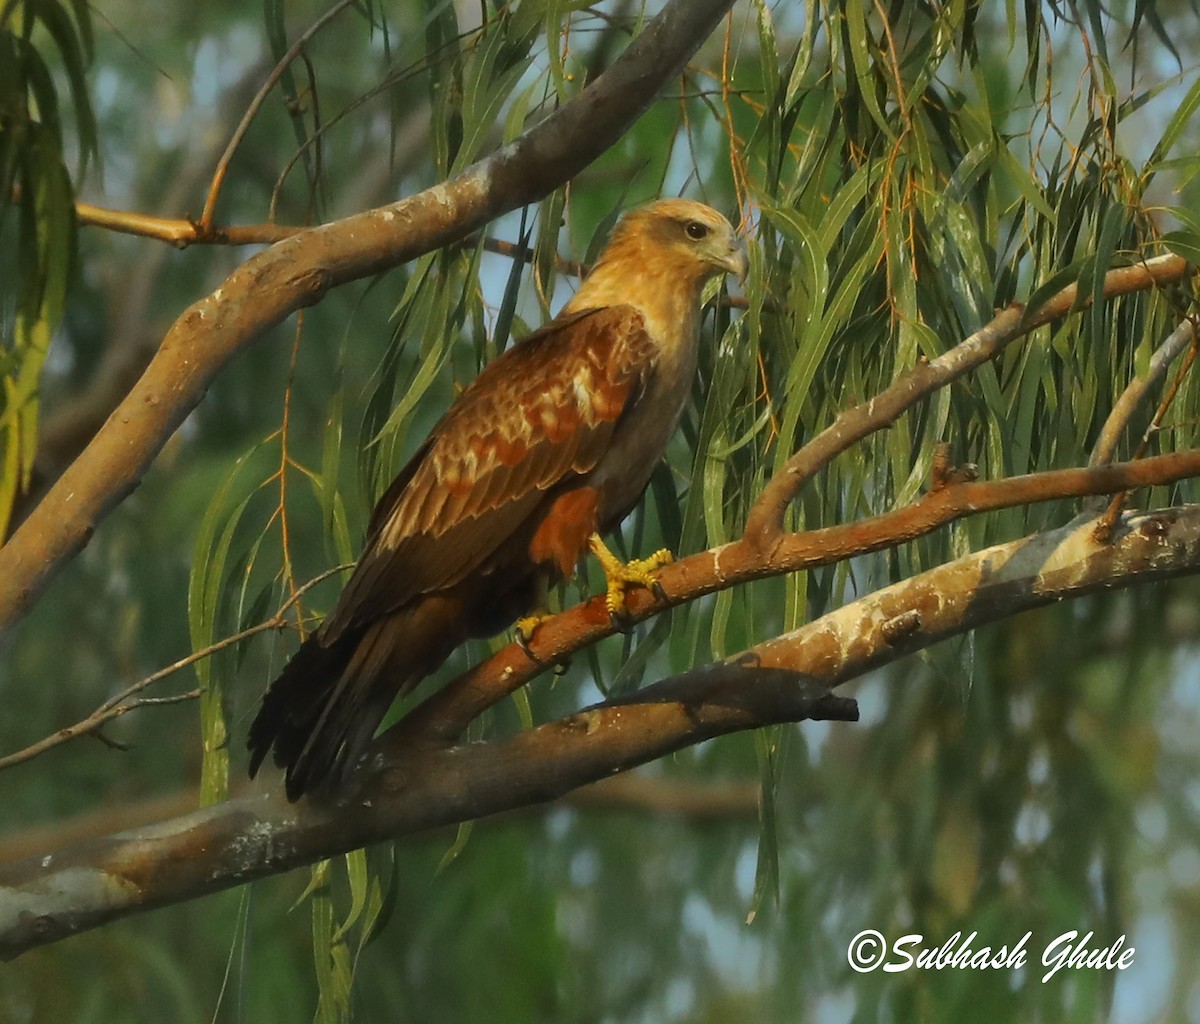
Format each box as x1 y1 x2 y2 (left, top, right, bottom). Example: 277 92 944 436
5 504 1200 960
0 774 755 866
743 254 1194 546
0 667 855 960
0 0 737 634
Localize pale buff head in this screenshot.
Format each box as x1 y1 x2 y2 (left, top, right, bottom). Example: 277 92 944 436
566 199 747 314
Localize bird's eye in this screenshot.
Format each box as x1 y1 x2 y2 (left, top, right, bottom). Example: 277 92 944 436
684 220 710 240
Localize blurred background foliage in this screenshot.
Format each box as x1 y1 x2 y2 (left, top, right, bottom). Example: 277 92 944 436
3 0 1200 1021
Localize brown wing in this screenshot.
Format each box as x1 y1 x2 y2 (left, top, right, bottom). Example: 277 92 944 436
319 305 656 641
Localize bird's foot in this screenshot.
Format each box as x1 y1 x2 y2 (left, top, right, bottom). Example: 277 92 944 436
588 534 673 629
514 610 552 659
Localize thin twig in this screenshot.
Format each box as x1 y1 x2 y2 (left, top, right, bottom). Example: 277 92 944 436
743 253 1195 546
0 565 350 772
198 0 360 232
1094 319 1200 541
75 201 301 246
1090 318 1199 467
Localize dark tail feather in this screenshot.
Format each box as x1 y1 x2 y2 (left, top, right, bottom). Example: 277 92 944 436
247 628 381 800
248 598 465 801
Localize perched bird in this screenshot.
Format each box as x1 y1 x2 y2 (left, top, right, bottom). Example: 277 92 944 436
248 198 747 800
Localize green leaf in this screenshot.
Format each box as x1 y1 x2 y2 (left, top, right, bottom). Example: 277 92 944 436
1021 260 1085 326
1147 74 1200 170
32 0 97 172
843 0 895 141
749 728 781 922
437 821 474 873
188 444 273 805
1162 230 1200 265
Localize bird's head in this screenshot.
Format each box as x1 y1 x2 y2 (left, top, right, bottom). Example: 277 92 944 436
563 198 747 322
607 198 748 286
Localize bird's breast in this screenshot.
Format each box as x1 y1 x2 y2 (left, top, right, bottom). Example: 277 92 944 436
589 320 700 524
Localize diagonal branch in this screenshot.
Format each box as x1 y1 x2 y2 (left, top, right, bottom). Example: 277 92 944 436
1090 317 1199 467
399 446 1200 742
0 0 738 634
743 253 1194 546
4 504 1200 960
1092 319 1200 541
0 666 855 960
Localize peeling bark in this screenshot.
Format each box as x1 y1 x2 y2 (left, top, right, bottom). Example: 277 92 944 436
0 668 853 959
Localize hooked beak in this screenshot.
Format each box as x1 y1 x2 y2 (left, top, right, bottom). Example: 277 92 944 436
720 245 749 285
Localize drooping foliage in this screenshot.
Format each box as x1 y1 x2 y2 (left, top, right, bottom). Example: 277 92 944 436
3 2 1200 1021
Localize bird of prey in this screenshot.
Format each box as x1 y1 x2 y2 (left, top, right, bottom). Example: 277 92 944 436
248 198 747 800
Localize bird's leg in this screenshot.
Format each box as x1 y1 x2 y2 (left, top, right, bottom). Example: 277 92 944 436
588 533 673 628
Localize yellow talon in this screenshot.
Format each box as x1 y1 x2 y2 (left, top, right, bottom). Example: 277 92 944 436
588 534 673 623
515 610 552 649
514 599 571 674
514 574 552 659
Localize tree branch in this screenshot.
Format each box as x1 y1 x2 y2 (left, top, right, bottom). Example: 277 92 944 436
5 504 1200 960
0 0 738 634
72 201 300 246
0 666 855 960
1090 317 1199 467
743 254 1194 546
399 446 1200 741
0 774 755 867
198 0 359 232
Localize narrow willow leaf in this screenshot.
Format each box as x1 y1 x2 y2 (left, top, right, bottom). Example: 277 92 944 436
292 859 332 910
1163 231 1200 265
1147 75 1200 170
455 21 535 171
1020 261 1084 326
510 685 533 730
610 614 672 695
749 728 781 920
31 0 98 171
492 207 530 353
754 0 781 103
436 821 474 874
311 878 350 1024
331 847 370 944
994 144 1055 220
188 446 271 805
782 0 821 111
843 0 895 140
362 844 401 947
